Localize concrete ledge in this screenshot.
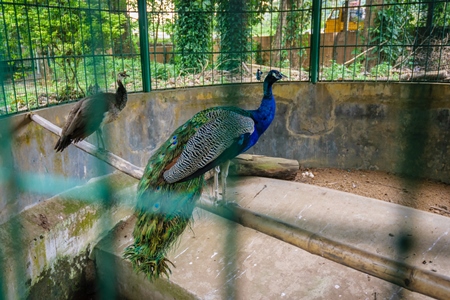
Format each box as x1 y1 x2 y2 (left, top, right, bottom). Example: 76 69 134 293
0 172 137 299
94 177 449 299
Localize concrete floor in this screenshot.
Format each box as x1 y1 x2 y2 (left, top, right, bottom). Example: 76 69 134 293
94 176 450 299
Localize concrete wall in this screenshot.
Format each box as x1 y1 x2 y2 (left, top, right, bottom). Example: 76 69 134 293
0 173 136 299
1 82 449 224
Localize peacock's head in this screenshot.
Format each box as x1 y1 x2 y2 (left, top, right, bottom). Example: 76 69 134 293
117 71 130 81
265 69 287 83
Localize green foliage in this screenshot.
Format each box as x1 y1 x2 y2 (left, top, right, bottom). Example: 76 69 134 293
216 0 251 72
370 1 416 63
144 0 175 44
248 0 272 26
251 41 263 65
370 62 391 77
415 0 450 28
56 85 85 102
370 62 399 80
0 0 137 86
284 0 312 43
151 62 178 81
174 0 212 74
320 60 365 81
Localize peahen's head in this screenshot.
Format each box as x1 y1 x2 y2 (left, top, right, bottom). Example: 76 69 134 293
117 71 129 82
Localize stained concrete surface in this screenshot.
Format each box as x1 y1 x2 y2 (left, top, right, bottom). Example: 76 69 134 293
95 176 450 299
2 82 449 225
0 173 136 300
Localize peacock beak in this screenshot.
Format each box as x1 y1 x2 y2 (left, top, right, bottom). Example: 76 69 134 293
279 72 287 79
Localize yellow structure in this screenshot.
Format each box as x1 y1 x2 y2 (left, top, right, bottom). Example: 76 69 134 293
324 7 364 33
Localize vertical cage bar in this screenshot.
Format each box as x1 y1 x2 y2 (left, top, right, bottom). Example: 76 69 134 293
310 0 322 83
138 0 151 92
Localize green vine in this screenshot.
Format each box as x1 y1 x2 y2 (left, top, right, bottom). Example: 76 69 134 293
278 0 312 68
216 0 251 72
370 0 416 63
174 0 212 74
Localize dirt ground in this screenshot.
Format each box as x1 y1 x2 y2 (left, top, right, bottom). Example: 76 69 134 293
294 168 450 218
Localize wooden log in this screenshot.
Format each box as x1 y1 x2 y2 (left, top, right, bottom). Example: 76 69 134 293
229 154 299 180
400 70 448 81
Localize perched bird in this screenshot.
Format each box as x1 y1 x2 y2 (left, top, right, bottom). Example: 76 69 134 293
124 70 285 279
256 69 263 81
54 71 129 152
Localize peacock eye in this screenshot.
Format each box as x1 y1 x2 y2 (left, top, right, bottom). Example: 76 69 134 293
153 202 160 212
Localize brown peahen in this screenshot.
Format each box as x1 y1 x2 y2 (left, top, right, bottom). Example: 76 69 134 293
124 70 285 280
54 71 129 152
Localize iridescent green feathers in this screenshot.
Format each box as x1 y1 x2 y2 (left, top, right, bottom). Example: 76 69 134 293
124 106 254 280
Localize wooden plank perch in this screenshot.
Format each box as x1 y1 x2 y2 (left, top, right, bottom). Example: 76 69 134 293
29 113 298 181
28 113 144 180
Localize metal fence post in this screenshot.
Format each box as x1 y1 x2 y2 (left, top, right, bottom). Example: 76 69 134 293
310 0 322 83
138 0 151 92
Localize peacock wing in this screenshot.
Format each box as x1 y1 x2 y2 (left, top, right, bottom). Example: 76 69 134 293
163 108 255 183
60 100 83 136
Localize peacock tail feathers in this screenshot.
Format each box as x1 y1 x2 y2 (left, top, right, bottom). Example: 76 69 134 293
124 111 213 279
123 175 204 280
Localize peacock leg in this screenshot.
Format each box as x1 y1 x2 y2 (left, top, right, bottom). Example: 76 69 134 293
96 128 106 150
214 166 220 203
220 160 231 203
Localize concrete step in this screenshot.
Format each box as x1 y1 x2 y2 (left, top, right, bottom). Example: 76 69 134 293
94 176 450 299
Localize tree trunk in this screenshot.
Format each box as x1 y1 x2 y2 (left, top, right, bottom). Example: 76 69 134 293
363 0 383 70
271 0 302 69
271 0 287 66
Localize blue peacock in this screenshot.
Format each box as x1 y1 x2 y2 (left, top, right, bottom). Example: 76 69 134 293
123 70 285 279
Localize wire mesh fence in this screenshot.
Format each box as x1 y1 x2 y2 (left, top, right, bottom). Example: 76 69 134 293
0 0 449 299
320 0 450 82
1 0 449 116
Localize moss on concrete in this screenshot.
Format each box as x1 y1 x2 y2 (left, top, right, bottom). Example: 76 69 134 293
27 250 95 300
70 208 101 237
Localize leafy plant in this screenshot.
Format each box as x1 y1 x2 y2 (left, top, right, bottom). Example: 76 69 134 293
369 62 399 80
174 0 212 74
152 62 178 81
370 0 417 63
0 0 137 92
216 0 251 72
370 62 391 77
320 60 365 81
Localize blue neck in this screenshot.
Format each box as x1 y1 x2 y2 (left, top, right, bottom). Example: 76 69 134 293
250 77 276 136
241 81 276 153
263 80 273 98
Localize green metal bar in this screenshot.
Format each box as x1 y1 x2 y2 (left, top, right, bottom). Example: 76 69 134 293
310 0 322 83
138 0 151 92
